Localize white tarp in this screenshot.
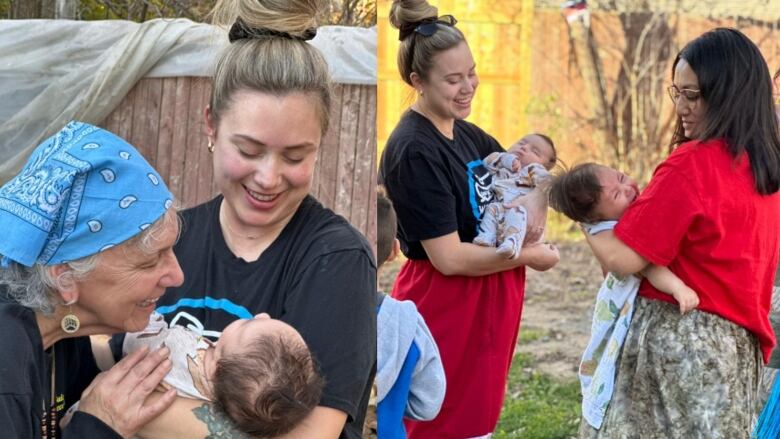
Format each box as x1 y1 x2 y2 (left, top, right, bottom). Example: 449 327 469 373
0 19 376 183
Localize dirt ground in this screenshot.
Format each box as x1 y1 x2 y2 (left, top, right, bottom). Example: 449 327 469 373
378 240 604 381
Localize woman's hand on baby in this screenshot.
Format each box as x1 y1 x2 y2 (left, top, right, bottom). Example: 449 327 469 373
504 188 548 245
672 286 700 314
77 345 177 438
519 241 560 271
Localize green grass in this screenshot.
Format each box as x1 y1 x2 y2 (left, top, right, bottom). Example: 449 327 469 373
494 353 582 439
517 327 547 344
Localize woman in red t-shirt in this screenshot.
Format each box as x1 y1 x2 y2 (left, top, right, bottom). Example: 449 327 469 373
378 0 559 437
581 28 780 437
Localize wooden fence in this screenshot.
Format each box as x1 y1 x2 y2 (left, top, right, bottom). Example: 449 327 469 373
99 77 377 249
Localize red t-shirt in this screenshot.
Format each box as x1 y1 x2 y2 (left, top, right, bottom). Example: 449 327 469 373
615 138 780 362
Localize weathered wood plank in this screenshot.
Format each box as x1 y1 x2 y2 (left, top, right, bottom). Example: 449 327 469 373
142 78 163 172
350 85 376 240
315 83 344 208
129 79 150 161
168 77 192 201
182 78 206 207
115 83 135 142
155 77 177 186
195 78 214 203
334 84 361 220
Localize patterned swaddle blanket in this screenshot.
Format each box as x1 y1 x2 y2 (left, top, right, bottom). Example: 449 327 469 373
579 220 639 429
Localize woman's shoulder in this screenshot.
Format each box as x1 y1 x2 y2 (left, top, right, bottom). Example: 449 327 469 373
662 138 737 179
454 119 502 154
669 138 729 162
291 196 374 256
386 111 446 157
179 196 220 223
0 300 39 389
0 298 37 336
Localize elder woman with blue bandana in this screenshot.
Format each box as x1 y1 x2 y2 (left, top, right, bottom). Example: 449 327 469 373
0 121 184 438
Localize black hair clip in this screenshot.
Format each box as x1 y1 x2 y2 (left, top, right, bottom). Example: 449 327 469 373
398 15 457 41
229 19 317 43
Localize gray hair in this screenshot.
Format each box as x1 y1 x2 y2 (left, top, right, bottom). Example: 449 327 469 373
0 209 180 315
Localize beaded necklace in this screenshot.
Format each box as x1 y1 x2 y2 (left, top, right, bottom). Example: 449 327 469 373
40 353 57 438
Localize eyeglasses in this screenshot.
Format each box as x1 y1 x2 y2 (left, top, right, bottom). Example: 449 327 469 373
667 85 701 104
413 15 457 37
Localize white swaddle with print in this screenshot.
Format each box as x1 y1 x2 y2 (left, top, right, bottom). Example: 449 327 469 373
579 220 639 429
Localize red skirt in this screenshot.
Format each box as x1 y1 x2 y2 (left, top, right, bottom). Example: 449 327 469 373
393 259 526 438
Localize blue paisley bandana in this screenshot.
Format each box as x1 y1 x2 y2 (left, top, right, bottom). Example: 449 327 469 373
0 121 173 266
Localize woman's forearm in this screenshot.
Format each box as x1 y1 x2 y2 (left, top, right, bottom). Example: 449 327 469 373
422 232 559 276
584 230 648 277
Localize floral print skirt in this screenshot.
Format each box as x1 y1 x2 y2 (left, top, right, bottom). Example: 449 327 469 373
580 296 762 439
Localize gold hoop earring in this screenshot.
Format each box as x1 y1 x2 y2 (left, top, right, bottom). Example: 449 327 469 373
60 305 80 334
207 139 215 153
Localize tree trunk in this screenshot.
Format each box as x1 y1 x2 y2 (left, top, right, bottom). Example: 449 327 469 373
565 12 616 156
564 8 675 182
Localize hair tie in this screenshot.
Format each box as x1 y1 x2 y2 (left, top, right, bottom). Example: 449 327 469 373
229 19 317 43
398 14 457 41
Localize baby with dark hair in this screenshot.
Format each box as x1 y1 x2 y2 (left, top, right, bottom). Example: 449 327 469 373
549 162 699 429
121 312 323 437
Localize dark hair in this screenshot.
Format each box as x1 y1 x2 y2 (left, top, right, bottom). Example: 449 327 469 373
377 186 398 268
672 27 780 194
213 333 324 436
533 132 557 170
389 0 465 86
548 163 603 223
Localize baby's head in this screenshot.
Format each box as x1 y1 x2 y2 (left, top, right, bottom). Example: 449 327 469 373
508 133 557 170
205 314 323 437
377 186 399 270
549 163 639 222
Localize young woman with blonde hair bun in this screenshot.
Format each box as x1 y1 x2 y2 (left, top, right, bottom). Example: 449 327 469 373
119 0 376 437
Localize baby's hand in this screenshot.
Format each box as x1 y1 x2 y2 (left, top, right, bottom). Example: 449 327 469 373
672 286 700 314
511 157 521 172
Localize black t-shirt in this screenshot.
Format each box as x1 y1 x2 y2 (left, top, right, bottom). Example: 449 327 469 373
0 294 120 438
378 110 503 259
132 195 376 439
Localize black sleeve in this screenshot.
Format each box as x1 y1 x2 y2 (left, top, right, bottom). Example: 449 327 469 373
0 387 119 439
0 395 36 438
64 412 122 438
108 333 124 363
389 150 459 242
282 248 376 422
462 120 503 157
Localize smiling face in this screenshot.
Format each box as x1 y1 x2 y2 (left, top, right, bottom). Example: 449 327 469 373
72 208 183 333
508 134 555 169
673 59 708 139
414 41 478 124
592 166 640 221
207 90 322 239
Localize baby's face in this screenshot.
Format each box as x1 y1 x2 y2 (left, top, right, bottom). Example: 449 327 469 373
204 313 304 380
508 134 554 169
592 166 640 221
